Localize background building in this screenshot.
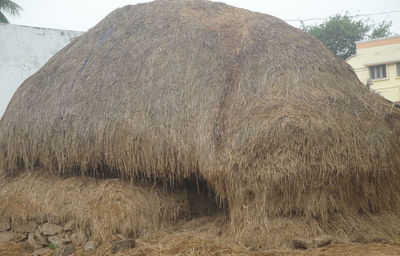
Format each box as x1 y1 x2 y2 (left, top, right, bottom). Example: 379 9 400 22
347 36 400 103
0 24 82 117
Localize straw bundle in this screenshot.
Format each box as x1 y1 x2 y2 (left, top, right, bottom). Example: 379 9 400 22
1 0 400 249
0 172 188 241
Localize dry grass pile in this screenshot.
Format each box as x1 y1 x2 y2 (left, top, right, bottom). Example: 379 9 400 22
1 0 400 249
0 172 188 242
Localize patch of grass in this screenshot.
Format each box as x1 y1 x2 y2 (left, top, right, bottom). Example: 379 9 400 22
48 243 58 250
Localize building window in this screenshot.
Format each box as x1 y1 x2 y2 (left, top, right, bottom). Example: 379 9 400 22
369 64 387 80
397 62 400 77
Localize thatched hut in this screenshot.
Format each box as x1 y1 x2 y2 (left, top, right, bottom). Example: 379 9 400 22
1 0 400 249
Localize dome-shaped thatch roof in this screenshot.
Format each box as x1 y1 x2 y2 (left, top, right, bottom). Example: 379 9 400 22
1 0 400 249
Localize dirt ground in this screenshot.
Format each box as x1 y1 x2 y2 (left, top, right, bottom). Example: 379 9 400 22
2 214 400 256
2 236 400 256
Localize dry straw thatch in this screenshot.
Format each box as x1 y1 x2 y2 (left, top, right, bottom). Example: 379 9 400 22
1 0 400 249
0 172 188 242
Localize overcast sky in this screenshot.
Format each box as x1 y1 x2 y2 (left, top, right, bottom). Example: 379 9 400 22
8 0 400 33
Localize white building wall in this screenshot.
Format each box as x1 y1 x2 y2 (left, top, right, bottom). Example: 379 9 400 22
0 24 83 117
346 36 400 103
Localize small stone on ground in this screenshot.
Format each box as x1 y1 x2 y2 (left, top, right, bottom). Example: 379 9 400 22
69 230 86 246
294 235 332 250
48 234 70 246
52 244 75 256
40 223 64 236
0 231 15 243
293 238 311 249
0 217 10 231
28 232 43 249
111 239 136 254
15 220 37 233
84 240 97 251
313 235 332 247
34 228 49 246
63 220 74 231
13 232 28 242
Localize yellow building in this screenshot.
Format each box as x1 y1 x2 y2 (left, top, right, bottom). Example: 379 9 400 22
347 36 400 103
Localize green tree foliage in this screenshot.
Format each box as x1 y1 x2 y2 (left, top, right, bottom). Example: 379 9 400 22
0 0 22 23
302 13 393 59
